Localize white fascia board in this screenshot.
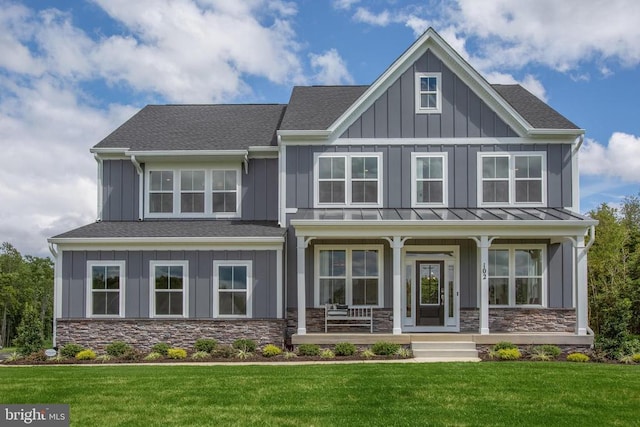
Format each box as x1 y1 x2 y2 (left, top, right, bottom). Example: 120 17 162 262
90 147 130 154
290 220 597 239
328 137 576 146
126 149 247 158
277 130 332 142
528 128 585 137
248 146 279 159
49 236 284 247
51 239 284 253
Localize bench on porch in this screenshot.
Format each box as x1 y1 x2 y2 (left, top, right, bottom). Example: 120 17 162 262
324 305 373 333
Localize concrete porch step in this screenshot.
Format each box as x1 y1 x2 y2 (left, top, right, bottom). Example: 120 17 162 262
411 340 480 362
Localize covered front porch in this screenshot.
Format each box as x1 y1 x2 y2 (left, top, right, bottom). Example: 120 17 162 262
288 208 596 340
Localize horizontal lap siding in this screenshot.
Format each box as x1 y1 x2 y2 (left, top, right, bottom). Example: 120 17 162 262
61 250 279 319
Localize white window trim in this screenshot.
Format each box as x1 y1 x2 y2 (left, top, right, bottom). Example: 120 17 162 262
314 245 384 308
488 244 547 308
86 260 126 318
411 152 448 207
145 165 241 219
313 152 383 208
415 72 442 114
149 260 189 318
213 260 253 318
477 152 547 207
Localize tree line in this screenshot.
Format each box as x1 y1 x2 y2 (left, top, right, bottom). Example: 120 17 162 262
0 242 53 348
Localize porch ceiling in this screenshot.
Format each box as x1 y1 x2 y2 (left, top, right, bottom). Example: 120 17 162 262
290 208 596 239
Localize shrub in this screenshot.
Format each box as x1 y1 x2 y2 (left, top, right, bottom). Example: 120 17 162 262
213 345 235 359
120 348 143 361
151 342 171 356
320 349 335 359
530 345 562 361
493 341 517 351
566 352 590 362
235 349 252 360
361 349 375 359
167 348 187 359
191 351 210 360
14 303 45 356
144 352 163 361
194 339 218 353
61 343 84 358
24 350 47 362
297 344 320 356
232 339 257 353
96 355 112 363
75 349 97 360
396 347 413 358
334 342 357 356
497 348 521 360
6 352 21 362
105 341 132 358
619 354 635 364
283 351 297 360
371 341 400 356
262 344 283 358
633 353 640 363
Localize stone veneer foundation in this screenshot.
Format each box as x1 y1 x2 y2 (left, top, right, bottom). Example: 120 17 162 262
57 319 286 352
460 308 576 333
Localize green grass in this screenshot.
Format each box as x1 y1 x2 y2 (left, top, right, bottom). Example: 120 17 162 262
1 363 638 426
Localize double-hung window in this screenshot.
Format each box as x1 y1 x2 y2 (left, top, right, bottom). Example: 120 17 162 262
488 245 545 307
315 153 382 207
213 261 252 318
315 246 383 307
146 166 240 217
86 261 125 317
478 153 545 206
415 72 442 114
411 153 447 206
150 261 188 317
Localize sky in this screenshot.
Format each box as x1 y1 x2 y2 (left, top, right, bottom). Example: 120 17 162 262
1 0 639 257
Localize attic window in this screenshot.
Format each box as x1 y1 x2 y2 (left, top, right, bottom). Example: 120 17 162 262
415 72 442 114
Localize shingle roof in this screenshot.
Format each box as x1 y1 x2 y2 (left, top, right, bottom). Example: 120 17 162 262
50 220 285 240
94 104 287 150
279 86 368 130
492 85 579 130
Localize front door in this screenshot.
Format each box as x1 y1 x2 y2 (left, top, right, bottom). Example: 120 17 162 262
416 261 444 326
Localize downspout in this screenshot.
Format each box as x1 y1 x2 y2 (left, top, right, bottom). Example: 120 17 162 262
94 154 103 221
48 243 59 348
130 155 144 220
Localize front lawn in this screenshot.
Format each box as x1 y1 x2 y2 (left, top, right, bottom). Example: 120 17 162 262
1 363 638 426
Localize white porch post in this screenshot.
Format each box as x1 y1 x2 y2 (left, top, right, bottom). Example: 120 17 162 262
478 236 491 335
391 236 404 335
575 235 588 336
296 236 308 335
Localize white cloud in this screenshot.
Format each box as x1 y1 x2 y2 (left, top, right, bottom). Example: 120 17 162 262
333 0 360 10
580 133 640 182
310 49 354 85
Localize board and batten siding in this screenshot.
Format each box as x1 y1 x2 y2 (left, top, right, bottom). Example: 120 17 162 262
284 236 573 311
100 158 278 221
286 144 572 209
341 49 517 139
61 250 279 319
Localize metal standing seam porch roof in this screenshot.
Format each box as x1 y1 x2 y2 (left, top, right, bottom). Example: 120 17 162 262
290 208 597 239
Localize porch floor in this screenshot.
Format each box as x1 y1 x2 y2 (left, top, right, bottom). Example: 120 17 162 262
291 332 594 346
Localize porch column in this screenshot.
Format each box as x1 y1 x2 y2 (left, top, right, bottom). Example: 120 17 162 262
391 236 404 335
575 235 588 336
296 236 308 335
477 236 491 335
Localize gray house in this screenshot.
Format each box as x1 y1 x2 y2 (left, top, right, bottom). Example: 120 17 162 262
48 28 596 351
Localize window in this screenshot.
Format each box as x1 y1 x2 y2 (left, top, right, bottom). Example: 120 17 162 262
86 261 125 317
411 153 447 206
415 72 442 114
213 261 252 317
146 166 240 218
150 261 188 317
315 246 383 306
478 153 545 206
488 246 545 307
314 153 382 207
